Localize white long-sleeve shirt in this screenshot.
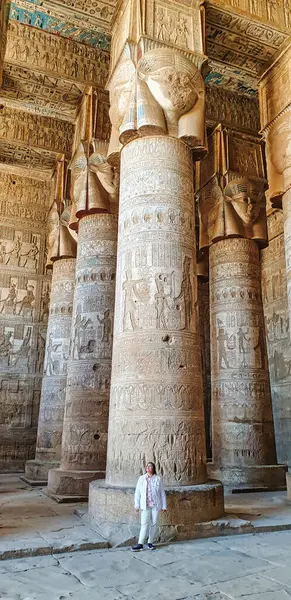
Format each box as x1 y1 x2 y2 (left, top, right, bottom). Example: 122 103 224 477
134 473 167 511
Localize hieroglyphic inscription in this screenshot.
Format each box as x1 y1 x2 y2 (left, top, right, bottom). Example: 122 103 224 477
210 237 277 482
106 136 207 487
0 172 52 471
25 259 76 482
0 106 75 154
205 86 260 133
59 214 117 476
261 211 291 465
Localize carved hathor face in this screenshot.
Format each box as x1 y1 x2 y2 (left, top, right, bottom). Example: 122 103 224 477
224 178 264 225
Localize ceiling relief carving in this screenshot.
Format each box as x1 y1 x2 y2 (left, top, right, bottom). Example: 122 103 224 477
205 3 288 86
0 1 10 87
0 140 56 177
5 22 110 88
0 64 84 122
9 1 111 47
0 106 75 155
207 0 291 31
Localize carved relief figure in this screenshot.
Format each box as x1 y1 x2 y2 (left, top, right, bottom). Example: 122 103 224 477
44 333 61 375
97 310 112 343
0 283 17 314
217 328 230 369
17 285 35 317
175 257 193 330
0 331 13 363
237 327 249 354
12 326 32 367
122 269 144 331
5 235 22 265
154 273 173 329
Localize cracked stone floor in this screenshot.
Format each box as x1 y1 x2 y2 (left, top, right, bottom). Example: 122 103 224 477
1 531 291 599
1 474 291 599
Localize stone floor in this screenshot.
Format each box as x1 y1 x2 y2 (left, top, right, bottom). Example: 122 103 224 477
1 474 291 559
1 531 291 599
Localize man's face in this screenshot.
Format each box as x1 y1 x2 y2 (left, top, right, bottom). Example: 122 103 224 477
146 464 154 475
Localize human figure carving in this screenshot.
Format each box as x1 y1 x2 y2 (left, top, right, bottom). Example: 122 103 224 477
0 283 17 314
154 273 173 329
44 333 61 376
175 257 193 330
97 310 112 343
122 269 144 331
217 328 230 369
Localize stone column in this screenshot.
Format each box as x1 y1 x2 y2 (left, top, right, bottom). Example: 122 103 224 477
89 134 224 532
209 237 285 487
0 1 10 86
48 212 118 500
260 44 291 496
23 258 76 484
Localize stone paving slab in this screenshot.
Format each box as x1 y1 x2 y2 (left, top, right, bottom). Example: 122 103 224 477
1 532 291 599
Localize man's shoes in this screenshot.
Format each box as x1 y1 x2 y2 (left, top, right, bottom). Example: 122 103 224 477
131 544 143 552
147 543 155 550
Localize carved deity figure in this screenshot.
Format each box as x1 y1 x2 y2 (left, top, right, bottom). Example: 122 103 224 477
217 328 230 369
237 328 249 354
44 333 61 375
17 286 35 317
6 236 22 265
0 283 17 314
97 310 112 343
72 314 91 359
0 331 13 363
154 273 173 329
175 256 193 330
267 0 277 21
12 326 32 367
122 269 144 331
21 239 39 268
199 177 267 249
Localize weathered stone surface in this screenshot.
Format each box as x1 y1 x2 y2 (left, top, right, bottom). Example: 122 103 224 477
261 210 291 467
209 238 285 488
48 212 117 500
24 258 76 484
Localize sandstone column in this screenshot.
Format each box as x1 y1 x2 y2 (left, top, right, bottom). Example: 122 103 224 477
48 141 118 500
197 126 286 488
23 258 76 484
88 43 224 536
259 43 291 496
209 237 285 487
22 158 77 485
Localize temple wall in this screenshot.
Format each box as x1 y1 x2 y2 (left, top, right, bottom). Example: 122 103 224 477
261 210 291 466
0 172 52 471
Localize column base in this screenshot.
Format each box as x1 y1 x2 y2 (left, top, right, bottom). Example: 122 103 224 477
47 468 105 503
88 479 224 542
208 464 287 492
20 459 60 486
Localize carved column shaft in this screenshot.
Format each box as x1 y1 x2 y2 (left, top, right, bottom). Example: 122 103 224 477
89 136 223 531
48 213 117 500
106 136 206 487
24 258 75 483
209 238 284 485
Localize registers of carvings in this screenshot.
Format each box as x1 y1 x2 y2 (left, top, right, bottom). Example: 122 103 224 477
24 259 76 483
108 45 206 162
110 0 204 77
5 21 110 87
0 173 52 471
205 5 287 79
1 65 84 123
0 106 74 155
106 136 207 487
261 211 291 465
208 0 291 31
0 0 10 87
47 213 118 498
205 86 260 133
209 238 280 484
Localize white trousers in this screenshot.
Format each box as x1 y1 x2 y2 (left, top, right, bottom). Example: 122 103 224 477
138 508 159 545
